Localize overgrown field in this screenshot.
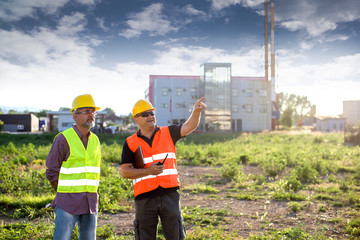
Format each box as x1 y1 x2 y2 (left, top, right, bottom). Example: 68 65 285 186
0 131 360 239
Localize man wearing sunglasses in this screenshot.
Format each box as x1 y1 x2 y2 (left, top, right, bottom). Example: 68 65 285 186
121 97 206 240
46 94 101 240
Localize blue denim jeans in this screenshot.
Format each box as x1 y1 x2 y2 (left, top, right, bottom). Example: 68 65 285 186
53 206 97 240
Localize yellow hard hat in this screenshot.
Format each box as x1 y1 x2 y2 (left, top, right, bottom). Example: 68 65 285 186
132 99 155 117
71 94 100 113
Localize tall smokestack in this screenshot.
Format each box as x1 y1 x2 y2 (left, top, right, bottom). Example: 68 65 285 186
264 1 269 82
270 0 275 102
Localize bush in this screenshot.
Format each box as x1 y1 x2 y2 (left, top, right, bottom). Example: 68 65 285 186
285 175 302 192
295 163 318 184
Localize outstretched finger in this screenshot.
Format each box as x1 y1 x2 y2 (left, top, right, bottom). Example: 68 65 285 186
196 97 205 105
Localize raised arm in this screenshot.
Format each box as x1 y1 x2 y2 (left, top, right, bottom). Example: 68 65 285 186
180 97 207 137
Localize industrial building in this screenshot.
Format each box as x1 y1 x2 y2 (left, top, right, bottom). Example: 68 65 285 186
146 63 272 132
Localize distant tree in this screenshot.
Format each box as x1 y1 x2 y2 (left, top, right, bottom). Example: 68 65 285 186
59 107 71 112
0 120 4 131
124 113 134 126
103 107 115 115
8 109 18 114
278 92 312 125
280 107 293 127
0 108 3 114
35 109 49 118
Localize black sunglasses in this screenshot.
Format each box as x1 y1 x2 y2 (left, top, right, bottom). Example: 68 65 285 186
136 111 155 118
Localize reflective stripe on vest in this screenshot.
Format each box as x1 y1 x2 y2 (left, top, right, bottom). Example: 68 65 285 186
126 126 180 197
57 128 101 193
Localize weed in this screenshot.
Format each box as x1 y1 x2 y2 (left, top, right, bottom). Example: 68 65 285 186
182 183 219 194
346 218 360 236
288 202 303 212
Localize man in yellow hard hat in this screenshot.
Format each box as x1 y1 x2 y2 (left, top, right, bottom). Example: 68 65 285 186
121 97 206 240
46 94 101 240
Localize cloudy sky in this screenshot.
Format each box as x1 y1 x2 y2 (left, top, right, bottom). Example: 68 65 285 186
0 0 359 116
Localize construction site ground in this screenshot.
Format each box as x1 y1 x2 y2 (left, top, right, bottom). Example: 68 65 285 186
99 164 349 239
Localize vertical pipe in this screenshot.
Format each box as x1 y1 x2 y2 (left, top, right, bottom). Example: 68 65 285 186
270 0 275 102
264 1 269 82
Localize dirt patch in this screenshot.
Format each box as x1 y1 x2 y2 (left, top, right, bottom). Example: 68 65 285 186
99 164 349 239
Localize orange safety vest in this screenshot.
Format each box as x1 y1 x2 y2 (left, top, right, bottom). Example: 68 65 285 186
126 126 180 197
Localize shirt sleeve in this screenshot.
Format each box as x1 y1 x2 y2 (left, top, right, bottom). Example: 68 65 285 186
120 140 135 165
45 134 69 183
168 124 183 145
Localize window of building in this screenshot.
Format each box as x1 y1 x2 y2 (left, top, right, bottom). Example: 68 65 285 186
232 104 239 113
176 103 185 108
243 104 253 113
161 87 169 96
243 89 253 97
232 88 239 97
176 88 184 96
259 104 267 113
258 89 267 97
161 103 169 108
190 88 197 99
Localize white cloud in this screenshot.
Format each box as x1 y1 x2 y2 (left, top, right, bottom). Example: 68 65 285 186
211 0 240 11
0 0 72 21
210 0 264 11
119 3 178 39
183 4 206 17
56 12 87 36
210 0 360 39
322 34 350 43
96 17 108 31
0 13 91 64
76 0 97 5
276 0 360 37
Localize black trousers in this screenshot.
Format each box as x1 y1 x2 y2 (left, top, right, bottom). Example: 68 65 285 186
134 191 186 240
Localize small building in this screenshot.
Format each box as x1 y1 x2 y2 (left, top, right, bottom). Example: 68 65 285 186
314 115 346 132
0 114 39 132
47 111 106 133
343 100 360 126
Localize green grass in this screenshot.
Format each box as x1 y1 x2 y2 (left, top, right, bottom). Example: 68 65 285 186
1 131 360 239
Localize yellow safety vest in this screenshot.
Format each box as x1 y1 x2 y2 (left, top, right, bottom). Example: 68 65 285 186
57 128 101 193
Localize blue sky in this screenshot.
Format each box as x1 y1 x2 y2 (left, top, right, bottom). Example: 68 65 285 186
0 0 359 116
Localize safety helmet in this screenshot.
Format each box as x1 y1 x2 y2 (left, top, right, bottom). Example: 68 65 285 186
132 99 155 117
71 94 101 113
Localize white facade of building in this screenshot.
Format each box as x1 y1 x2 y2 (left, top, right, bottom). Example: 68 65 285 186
231 76 271 132
147 63 272 132
148 75 201 127
343 100 360 126
314 116 346 132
